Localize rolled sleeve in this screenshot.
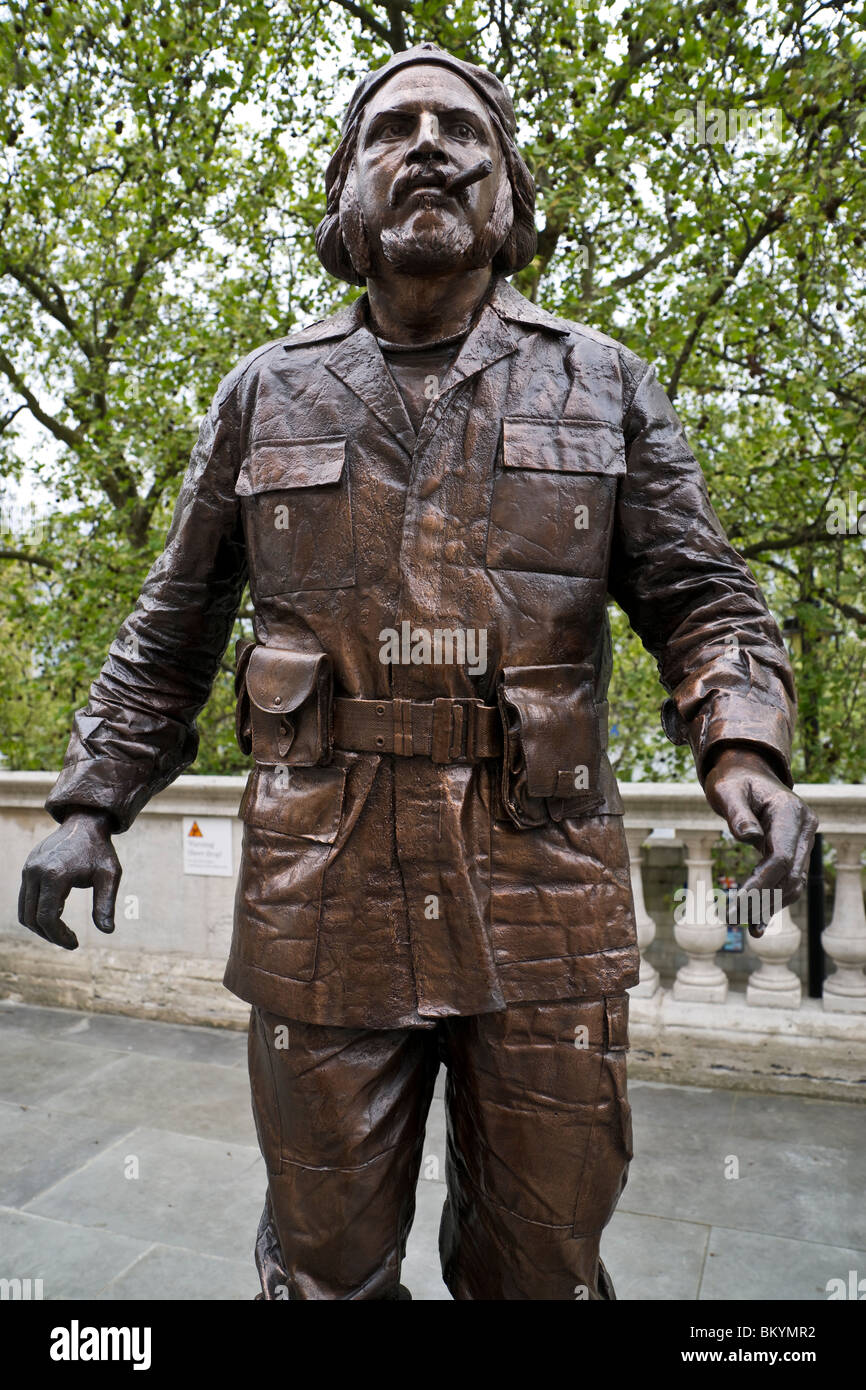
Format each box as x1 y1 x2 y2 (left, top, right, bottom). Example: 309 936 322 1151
45 388 247 831
610 357 796 787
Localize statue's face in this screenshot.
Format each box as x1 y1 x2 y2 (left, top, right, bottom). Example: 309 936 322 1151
351 66 508 276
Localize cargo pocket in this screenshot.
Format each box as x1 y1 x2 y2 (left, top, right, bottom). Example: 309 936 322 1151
573 996 633 1237
235 436 355 596
485 418 625 578
496 663 604 828
241 645 333 767
248 1007 285 1175
238 765 346 982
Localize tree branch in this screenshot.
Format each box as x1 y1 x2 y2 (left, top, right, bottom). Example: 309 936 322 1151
329 0 390 43
666 202 789 402
1 261 93 359
0 547 55 570
0 348 83 448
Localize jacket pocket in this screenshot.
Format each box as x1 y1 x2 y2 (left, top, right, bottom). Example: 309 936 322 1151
235 436 355 596
496 663 604 828
485 418 625 578
239 645 333 767
240 764 346 841
237 765 347 982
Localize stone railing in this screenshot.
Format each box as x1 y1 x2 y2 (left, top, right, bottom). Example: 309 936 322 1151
0 772 864 1096
623 782 866 1015
622 782 866 1099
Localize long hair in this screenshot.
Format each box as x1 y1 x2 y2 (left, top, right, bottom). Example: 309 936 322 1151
315 108 537 285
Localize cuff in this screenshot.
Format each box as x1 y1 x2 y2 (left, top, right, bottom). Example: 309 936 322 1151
661 692 794 789
45 757 164 833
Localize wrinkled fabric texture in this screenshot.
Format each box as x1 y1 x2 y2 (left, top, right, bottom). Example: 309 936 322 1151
44 276 796 1027
248 995 631 1300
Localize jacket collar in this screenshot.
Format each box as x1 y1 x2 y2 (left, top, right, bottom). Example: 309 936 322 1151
282 278 568 454
282 296 366 347
488 277 572 337
325 325 417 456
283 277 570 350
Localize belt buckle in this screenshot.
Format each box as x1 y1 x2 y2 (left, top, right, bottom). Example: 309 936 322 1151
393 698 413 757
431 698 483 763
431 698 459 763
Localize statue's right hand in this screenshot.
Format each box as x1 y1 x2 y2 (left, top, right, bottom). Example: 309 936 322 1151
18 811 121 950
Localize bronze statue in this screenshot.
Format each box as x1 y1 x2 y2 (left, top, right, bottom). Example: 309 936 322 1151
18 44 817 1300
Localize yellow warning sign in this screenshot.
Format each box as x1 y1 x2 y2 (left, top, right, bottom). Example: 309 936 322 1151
188 821 204 838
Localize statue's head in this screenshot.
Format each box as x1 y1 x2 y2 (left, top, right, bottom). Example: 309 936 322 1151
316 43 537 284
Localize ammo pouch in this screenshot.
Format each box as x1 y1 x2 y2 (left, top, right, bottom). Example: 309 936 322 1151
235 640 333 767
496 663 604 829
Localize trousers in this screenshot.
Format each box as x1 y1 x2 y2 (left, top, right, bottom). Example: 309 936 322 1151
247 994 633 1300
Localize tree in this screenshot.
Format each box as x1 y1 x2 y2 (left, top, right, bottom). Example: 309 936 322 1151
1 0 864 780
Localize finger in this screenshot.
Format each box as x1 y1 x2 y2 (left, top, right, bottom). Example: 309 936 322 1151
18 868 49 942
789 809 818 887
34 882 79 950
708 780 765 848
736 853 789 928
92 861 120 934
739 795 822 911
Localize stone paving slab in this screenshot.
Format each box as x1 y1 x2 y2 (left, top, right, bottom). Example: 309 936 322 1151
37 1052 257 1145
621 1080 866 1250
95 1244 259 1301
0 1100 133 1208
0 1208 151 1300
0 1030 128 1109
698 1226 866 1302
603 1212 711 1301
0 998 247 1066
25 1126 265 1262
0 1001 862 1302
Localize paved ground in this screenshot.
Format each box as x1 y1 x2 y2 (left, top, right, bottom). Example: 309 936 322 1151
1 999 863 1301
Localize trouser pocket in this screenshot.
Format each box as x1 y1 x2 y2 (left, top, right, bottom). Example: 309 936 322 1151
572 995 633 1236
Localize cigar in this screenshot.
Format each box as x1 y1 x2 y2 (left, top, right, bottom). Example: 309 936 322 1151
444 159 494 195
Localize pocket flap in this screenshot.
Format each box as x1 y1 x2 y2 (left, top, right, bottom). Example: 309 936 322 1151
241 765 346 842
245 646 331 715
235 438 346 495
502 419 625 475
498 662 601 800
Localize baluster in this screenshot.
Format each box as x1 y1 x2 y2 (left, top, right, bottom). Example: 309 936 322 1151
746 904 802 1008
822 833 866 1012
673 830 728 1003
625 826 660 999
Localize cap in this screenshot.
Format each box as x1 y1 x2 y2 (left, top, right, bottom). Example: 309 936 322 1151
341 42 516 136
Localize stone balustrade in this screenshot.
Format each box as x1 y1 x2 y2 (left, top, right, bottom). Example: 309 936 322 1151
622 781 866 1015
0 772 864 1097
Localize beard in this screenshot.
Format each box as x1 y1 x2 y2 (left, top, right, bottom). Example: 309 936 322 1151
340 167 515 279
379 209 477 274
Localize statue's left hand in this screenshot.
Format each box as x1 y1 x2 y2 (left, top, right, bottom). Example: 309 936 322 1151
703 747 818 937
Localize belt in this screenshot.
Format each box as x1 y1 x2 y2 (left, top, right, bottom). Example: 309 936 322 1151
332 696 502 763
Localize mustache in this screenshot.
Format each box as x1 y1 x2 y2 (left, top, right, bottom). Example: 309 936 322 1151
389 159 493 208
